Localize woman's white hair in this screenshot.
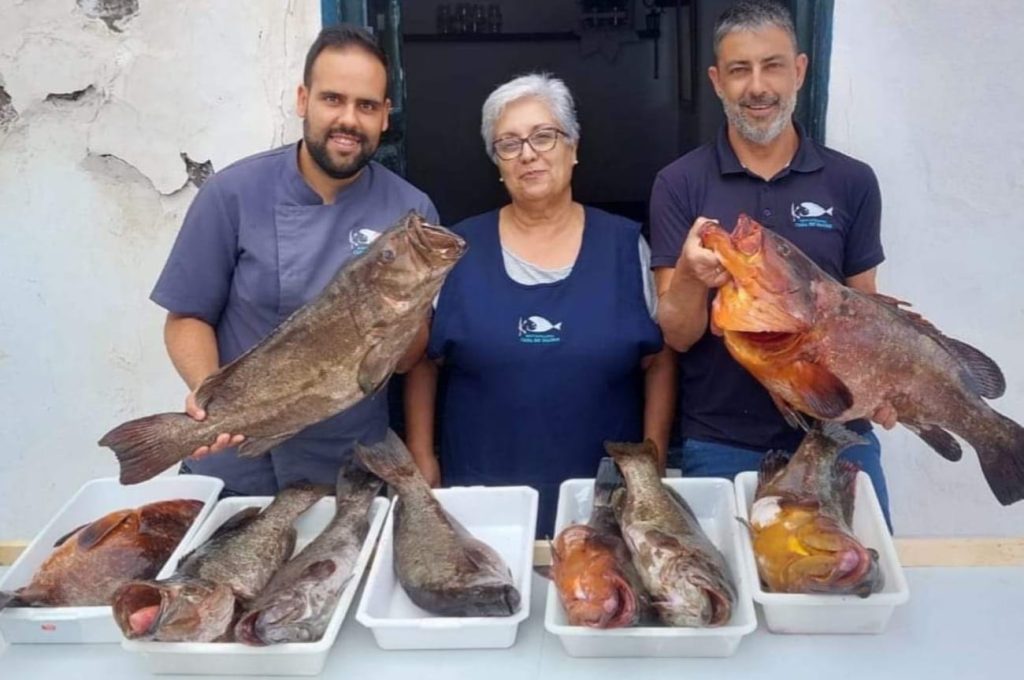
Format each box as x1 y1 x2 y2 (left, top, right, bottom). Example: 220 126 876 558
480 73 580 163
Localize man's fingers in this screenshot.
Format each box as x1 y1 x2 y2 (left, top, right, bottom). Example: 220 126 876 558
192 445 210 459
230 434 245 445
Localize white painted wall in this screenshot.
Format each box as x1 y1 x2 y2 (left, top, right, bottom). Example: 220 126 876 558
0 1 319 538
829 0 1024 535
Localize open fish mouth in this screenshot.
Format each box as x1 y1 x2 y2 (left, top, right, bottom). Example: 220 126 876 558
408 215 466 262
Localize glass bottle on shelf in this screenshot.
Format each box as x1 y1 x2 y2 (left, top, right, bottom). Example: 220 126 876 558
487 3 502 34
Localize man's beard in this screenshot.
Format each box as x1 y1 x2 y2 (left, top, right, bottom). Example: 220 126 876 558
304 121 377 180
722 92 797 145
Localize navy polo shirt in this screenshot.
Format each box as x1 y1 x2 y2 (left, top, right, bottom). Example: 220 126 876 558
649 123 884 451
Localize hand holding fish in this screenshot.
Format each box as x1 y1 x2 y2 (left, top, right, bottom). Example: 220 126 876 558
678 217 731 288
185 390 245 459
870 403 898 430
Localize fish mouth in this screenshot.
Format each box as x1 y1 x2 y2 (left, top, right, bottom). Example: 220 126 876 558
407 212 466 263
112 579 237 642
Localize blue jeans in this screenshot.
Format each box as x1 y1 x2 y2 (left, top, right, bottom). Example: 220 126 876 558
670 433 892 531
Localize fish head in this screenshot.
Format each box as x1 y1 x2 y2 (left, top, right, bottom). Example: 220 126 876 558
551 526 640 628
655 555 736 627
357 211 466 313
112 579 236 642
234 590 318 645
752 503 883 596
699 214 818 337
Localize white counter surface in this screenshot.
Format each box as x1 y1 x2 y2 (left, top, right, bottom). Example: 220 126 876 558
1 567 1021 679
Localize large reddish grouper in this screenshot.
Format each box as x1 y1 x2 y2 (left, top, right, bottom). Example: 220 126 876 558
700 214 1024 505
0 499 203 610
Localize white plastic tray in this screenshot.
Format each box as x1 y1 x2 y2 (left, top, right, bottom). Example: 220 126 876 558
544 477 757 657
0 475 223 644
120 494 389 676
734 470 909 634
356 485 538 650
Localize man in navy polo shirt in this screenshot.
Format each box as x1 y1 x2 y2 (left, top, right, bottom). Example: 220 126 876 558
650 0 896 525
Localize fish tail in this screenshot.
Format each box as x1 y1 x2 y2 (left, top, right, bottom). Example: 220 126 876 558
353 430 423 492
968 410 1024 505
336 458 385 504
0 590 21 611
98 413 201 484
603 439 659 477
593 456 624 507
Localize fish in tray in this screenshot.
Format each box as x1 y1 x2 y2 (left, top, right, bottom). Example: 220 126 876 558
356 430 521 617
700 213 1024 506
550 457 653 628
99 212 466 485
0 499 203 610
112 484 326 642
234 462 383 645
748 423 883 597
605 440 736 627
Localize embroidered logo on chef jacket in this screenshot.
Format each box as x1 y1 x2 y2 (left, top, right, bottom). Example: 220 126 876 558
349 228 382 255
518 315 562 344
791 201 835 229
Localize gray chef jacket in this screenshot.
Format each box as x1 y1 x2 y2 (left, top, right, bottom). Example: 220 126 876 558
151 143 439 494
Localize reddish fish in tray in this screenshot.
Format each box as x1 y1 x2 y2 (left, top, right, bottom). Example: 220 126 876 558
550 457 652 628
0 499 203 610
748 424 882 597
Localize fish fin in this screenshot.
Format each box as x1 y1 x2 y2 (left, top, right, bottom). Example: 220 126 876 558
52 521 89 548
663 485 698 520
771 393 811 431
357 340 395 396
905 422 963 462
941 337 1006 399
833 459 861 526
335 458 385 500
192 364 238 411
758 450 791 489
603 439 659 468
967 411 1024 505
868 294 1005 398
301 559 336 581
593 456 624 507
533 564 553 580
206 506 261 542
790 361 854 419
818 422 869 451
76 509 134 550
236 431 295 458
0 591 23 611
354 430 420 488
99 412 199 484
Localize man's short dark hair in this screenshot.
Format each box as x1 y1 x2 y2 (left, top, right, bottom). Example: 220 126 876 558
713 1 798 60
303 24 389 89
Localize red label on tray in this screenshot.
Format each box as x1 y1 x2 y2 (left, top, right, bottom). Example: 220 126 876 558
41 623 57 632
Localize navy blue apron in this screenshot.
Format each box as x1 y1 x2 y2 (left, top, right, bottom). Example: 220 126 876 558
429 207 662 537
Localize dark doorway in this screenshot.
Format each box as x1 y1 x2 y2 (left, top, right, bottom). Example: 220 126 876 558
329 0 832 227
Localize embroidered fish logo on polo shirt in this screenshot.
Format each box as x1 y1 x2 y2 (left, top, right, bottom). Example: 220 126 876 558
518 315 562 344
349 228 381 255
791 201 835 230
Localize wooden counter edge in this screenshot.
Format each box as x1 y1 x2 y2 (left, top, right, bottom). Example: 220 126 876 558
2 538 1023 568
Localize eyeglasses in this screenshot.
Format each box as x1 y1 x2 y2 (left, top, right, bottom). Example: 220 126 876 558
492 127 568 160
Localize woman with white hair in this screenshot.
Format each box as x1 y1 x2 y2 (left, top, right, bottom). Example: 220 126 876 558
404 73 675 537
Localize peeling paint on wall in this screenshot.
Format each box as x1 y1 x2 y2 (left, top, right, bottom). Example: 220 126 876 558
77 0 139 33
0 83 17 131
181 152 214 188
45 85 97 103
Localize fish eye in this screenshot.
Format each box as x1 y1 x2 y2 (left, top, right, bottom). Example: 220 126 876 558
380 249 396 263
